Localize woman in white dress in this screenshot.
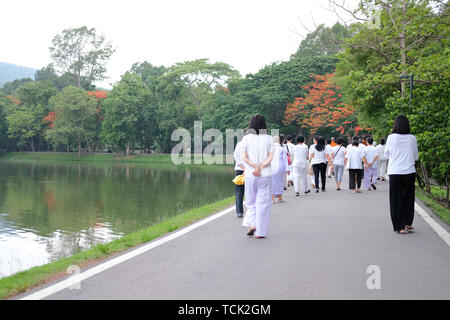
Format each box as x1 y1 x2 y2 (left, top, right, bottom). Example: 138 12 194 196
271 136 289 203
241 114 274 239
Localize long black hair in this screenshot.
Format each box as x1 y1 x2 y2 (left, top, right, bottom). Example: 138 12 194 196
392 115 411 134
315 136 325 152
248 114 267 135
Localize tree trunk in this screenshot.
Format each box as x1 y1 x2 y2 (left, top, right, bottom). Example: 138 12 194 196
29 137 35 152
78 140 82 156
77 71 81 88
400 0 407 95
446 176 449 208
420 162 431 193
126 141 131 156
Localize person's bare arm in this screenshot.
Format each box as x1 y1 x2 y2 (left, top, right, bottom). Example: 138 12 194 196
242 150 259 169
252 151 274 177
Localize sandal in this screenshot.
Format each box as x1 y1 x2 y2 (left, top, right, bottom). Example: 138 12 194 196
255 235 265 239
397 229 408 234
406 225 415 232
246 227 256 236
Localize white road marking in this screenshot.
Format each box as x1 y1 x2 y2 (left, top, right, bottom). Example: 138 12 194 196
20 205 237 300
415 202 450 246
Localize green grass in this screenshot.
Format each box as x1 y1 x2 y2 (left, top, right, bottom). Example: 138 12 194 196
0 152 173 163
0 196 235 300
416 187 449 225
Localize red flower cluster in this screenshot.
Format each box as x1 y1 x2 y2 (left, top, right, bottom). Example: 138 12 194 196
284 73 363 136
43 111 56 128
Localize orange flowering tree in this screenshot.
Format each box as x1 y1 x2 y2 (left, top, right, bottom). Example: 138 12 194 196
43 111 56 128
284 73 366 136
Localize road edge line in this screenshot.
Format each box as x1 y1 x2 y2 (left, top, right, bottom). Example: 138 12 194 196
19 204 236 300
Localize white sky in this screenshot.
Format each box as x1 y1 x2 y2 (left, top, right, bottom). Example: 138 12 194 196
0 0 359 88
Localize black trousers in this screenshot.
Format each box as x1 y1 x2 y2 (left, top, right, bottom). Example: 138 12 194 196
312 163 327 190
389 173 415 232
235 170 244 215
349 169 362 190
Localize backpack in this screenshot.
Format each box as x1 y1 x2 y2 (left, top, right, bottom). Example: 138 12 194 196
286 144 292 166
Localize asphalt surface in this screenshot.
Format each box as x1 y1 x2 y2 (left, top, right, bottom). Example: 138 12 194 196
18 171 450 300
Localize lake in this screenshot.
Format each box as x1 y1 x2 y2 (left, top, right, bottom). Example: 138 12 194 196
0 160 234 279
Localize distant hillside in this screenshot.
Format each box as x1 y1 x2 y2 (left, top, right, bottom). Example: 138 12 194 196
0 62 36 87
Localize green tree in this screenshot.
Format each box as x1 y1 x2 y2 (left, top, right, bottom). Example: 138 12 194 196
50 26 115 88
0 97 8 150
6 109 40 152
100 73 151 155
130 61 166 86
334 0 449 191
35 64 92 90
291 22 351 58
47 86 98 155
1 78 33 95
209 56 338 134
12 80 58 151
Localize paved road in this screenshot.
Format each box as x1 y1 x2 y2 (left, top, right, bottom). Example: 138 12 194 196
18 172 450 299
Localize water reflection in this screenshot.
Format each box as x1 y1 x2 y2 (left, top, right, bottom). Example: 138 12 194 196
0 160 233 278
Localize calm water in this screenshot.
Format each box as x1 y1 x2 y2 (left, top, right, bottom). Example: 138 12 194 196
0 160 234 279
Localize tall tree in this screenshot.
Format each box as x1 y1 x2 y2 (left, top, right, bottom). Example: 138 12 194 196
46 86 98 155
291 22 351 58
334 0 449 190
284 73 363 137
100 73 151 155
13 80 58 151
50 26 115 88
130 61 166 86
6 109 40 152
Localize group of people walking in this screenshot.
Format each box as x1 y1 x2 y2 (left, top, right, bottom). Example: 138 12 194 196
234 114 418 238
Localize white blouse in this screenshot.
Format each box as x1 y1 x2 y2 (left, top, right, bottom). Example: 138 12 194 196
345 146 363 169
332 145 345 166
384 133 418 175
310 145 327 165
292 144 309 168
241 134 274 177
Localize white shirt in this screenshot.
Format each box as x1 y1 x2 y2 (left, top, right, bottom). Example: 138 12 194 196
325 145 332 157
384 133 418 175
345 145 363 169
234 141 244 171
376 144 386 160
361 145 379 167
292 143 309 168
332 145 345 166
241 133 274 178
310 145 327 165
272 143 288 174
285 142 294 154
358 144 366 152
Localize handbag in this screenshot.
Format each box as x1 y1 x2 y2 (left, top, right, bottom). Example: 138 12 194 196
232 174 245 185
286 144 292 166
307 162 314 176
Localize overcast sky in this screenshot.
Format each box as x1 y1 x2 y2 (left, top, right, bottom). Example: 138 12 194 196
0 0 359 88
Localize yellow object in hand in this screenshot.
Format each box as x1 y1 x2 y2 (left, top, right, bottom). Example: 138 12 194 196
232 174 245 185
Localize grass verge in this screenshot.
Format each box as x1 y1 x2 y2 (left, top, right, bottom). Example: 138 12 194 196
0 152 173 163
416 187 449 225
0 196 235 300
